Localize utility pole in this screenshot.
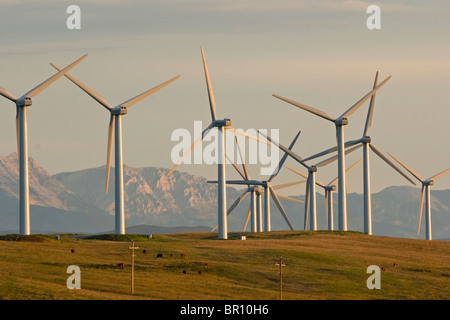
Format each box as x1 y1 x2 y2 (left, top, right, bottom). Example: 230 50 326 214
275 256 286 300
129 240 139 294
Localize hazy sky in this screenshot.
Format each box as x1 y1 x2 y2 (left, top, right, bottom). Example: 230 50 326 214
0 0 449 196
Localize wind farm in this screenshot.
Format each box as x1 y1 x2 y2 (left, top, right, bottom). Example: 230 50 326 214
0 0 449 303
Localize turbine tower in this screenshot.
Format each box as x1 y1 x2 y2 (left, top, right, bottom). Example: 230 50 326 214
0 54 88 235
168 47 260 239
273 73 391 231
388 153 450 240
301 72 415 235
51 63 180 234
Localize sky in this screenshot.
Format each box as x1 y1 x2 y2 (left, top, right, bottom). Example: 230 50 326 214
0 0 449 196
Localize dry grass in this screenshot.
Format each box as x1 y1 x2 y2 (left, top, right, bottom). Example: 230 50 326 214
0 231 448 300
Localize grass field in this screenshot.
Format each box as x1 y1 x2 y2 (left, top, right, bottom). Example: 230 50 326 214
0 231 449 300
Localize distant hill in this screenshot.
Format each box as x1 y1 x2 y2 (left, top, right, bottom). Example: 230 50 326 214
0 153 449 239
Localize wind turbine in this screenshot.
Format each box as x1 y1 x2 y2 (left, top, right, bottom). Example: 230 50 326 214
51 63 180 235
388 153 450 240
167 47 262 239
0 54 88 235
210 132 304 232
286 158 362 231
258 130 361 231
273 73 392 231
300 72 416 235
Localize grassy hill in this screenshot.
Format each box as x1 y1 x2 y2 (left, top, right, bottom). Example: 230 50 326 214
0 231 449 300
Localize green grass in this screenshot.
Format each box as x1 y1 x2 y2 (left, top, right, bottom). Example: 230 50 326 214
0 231 448 300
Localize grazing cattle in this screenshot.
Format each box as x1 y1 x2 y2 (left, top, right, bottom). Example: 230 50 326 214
182 270 187 274
205 263 209 268
198 271 202 275
142 249 147 254
170 254 173 258
393 263 399 268
117 263 124 269
156 253 163 258
181 253 188 258
381 266 386 271
70 249 75 253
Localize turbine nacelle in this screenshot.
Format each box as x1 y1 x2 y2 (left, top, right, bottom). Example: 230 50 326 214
335 118 348 126
325 185 337 191
16 97 32 108
212 118 231 127
309 165 317 173
424 180 435 186
363 136 372 143
111 106 128 115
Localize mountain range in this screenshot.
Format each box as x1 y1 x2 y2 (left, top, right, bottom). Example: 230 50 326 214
0 153 449 240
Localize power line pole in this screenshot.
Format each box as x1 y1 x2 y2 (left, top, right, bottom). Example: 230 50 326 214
129 240 139 295
275 256 286 300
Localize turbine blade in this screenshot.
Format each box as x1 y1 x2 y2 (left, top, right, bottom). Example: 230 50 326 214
227 127 271 146
285 166 308 180
370 145 416 185
105 115 115 193
268 130 301 183
340 75 391 119
427 168 450 182
257 130 308 169
327 158 361 186
272 180 306 190
273 94 335 122
227 189 251 216
50 62 112 110
201 47 217 121
226 153 247 180
269 186 294 230
235 136 250 180
302 138 362 163
387 152 423 182
242 202 252 232
120 75 180 108
276 194 304 203
168 123 213 176
0 87 17 102
363 71 378 136
418 184 425 235
315 144 361 168
24 54 88 98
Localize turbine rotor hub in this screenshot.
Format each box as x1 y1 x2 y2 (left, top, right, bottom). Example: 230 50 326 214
16 97 32 108
111 106 128 115
363 136 371 143
212 118 232 127
335 118 348 126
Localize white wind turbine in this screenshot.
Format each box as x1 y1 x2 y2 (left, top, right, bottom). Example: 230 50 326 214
388 153 450 241
258 130 361 231
286 158 362 231
167 47 262 239
0 54 88 235
210 132 304 233
300 72 416 235
273 73 391 231
51 62 180 235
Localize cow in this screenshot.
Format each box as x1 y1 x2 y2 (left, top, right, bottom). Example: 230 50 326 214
142 249 147 254
182 270 187 274
70 249 75 253
198 270 202 275
117 263 124 269
181 253 188 258
156 253 163 258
